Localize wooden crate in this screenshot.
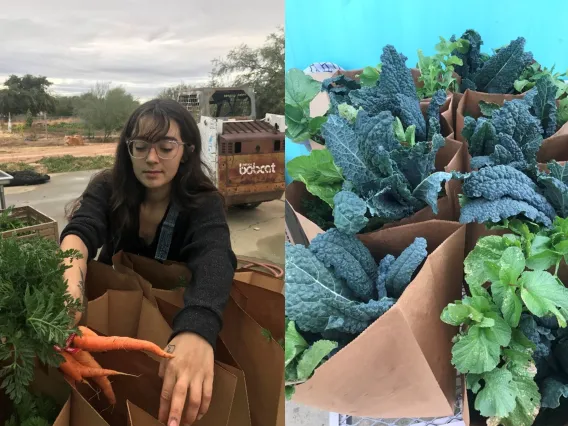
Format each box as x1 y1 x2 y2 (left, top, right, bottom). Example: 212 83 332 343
0 206 59 242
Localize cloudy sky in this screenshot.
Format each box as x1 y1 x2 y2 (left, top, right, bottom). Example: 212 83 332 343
0 0 283 101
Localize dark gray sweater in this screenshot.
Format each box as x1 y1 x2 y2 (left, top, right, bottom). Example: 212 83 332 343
60 179 237 349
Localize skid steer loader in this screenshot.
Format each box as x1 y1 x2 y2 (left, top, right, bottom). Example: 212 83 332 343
177 87 285 209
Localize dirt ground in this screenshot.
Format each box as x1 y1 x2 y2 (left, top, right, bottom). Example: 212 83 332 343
0 117 118 163
0 133 117 163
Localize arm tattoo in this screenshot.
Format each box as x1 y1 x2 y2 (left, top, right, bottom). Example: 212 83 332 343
78 268 86 299
77 267 88 326
166 344 175 354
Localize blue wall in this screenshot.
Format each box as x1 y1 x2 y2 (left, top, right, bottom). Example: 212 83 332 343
284 0 568 183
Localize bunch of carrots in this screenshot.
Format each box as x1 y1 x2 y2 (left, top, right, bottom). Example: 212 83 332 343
54 326 174 405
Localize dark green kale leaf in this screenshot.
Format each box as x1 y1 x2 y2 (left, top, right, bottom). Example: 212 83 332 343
524 75 558 138
384 237 428 298
301 197 334 231
309 228 377 301
285 242 396 335
348 45 427 140
459 165 557 227
321 74 361 115
470 37 534 94
450 29 484 84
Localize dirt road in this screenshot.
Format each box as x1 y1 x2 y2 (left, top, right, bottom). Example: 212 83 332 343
0 143 117 163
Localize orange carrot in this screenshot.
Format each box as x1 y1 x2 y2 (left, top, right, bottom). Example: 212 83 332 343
60 350 132 378
63 373 78 387
72 349 102 370
91 375 116 405
71 350 116 405
78 365 134 378
78 326 99 337
73 335 175 359
59 352 84 382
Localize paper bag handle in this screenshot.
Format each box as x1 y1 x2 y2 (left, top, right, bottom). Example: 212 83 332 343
236 257 283 278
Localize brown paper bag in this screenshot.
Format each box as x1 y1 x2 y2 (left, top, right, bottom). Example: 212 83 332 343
53 388 110 426
537 133 568 165
455 89 525 142
455 89 568 144
54 387 239 426
418 95 454 135
232 270 285 341
127 398 249 426
127 400 162 426
87 255 253 426
114 251 189 307
53 388 202 426
213 341 253 426
219 295 285 426
447 92 462 134
79 289 241 426
113 251 192 292
290 220 465 418
331 68 364 81
228 271 285 426
85 251 188 309
86 259 155 303
153 270 285 426
157 296 254 426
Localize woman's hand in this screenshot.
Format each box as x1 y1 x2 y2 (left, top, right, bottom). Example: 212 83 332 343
158 332 215 426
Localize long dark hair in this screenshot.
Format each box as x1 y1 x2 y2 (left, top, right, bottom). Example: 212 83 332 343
66 98 221 233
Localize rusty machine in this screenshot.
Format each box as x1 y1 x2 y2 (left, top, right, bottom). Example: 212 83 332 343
177 87 285 209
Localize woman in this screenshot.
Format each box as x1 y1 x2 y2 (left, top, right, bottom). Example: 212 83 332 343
60 98 237 426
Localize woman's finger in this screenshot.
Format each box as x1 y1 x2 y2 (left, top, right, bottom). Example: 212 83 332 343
183 376 204 425
160 344 175 378
159 358 169 379
158 367 177 423
198 373 214 421
169 377 190 426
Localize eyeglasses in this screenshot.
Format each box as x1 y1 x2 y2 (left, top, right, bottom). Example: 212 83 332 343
126 139 184 160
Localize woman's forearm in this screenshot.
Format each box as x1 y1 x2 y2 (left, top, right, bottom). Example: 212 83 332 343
61 234 89 324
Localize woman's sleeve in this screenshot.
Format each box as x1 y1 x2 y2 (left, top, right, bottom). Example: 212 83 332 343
59 178 111 262
173 194 237 350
